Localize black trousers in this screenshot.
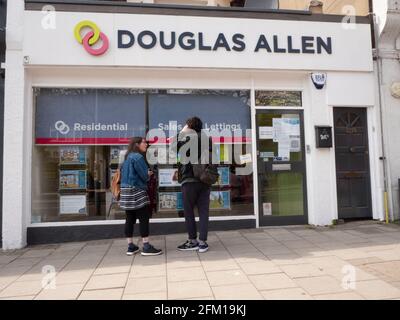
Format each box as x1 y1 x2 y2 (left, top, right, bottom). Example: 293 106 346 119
182 182 211 242
125 205 150 238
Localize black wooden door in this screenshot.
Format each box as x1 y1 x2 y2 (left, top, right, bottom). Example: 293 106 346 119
334 108 372 219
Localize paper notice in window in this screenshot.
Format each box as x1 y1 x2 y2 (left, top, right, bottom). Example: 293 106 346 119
272 118 282 143
288 118 301 152
278 140 290 161
290 137 301 152
259 126 273 140
263 202 272 216
60 195 87 215
239 153 252 164
273 117 300 157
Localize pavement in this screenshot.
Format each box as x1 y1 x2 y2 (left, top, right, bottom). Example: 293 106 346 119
1 221 400 300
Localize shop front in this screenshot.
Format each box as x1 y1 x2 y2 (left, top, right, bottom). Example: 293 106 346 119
2 2 382 248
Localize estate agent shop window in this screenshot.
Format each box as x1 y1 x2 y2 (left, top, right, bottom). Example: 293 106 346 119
32 88 254 223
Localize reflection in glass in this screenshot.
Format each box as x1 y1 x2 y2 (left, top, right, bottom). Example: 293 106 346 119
255 91 302 107
259 172 304 217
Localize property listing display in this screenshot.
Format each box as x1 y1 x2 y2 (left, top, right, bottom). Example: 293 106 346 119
56 145 128 219
158 167 230 187
158 168 180 187
158 192 184 211
157 190 231 212
210 191 231 210
217 167 230 186
58 146 88 217
156 162 234 215
59 146 87 165
59 170 87 190
108 146 127 217
110 146 126 166
32 88 254 222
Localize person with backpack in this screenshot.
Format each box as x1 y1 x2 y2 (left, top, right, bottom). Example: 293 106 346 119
119 137 163 256
176 117 219 253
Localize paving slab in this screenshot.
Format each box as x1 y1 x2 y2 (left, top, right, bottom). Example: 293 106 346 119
206 269 250 287
261 288 313 300
211 284 263 300
35 283 84 300
280 263 325 278
239 261 282 275
124 276 167 295
84 273 128 290
249 273 298 291
313 291 365 300
0 280 43 298
294 276 347 296
1 222 400 300
168 280 212 299
78 288 123 300
167 267 206 282
353 280 400 300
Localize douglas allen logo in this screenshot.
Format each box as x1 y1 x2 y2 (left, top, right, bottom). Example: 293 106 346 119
55 120 70 135
72 21 333 57
74 20 109 56
55 120 128 135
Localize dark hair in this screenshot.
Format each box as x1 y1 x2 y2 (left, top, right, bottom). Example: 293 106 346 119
125 137 146 160
186 117 203 132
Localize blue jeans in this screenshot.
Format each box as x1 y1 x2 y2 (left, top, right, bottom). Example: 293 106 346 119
182 182 211 242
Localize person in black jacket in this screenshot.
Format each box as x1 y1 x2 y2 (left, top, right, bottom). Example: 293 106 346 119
175 117 212 253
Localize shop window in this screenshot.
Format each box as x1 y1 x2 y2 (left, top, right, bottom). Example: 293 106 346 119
32 88 254 223
147 89 253 218
255 90 302 107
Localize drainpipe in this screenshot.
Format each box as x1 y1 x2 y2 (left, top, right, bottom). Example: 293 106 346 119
372 12 391 223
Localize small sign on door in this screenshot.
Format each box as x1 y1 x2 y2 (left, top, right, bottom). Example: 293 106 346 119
263 202 272 216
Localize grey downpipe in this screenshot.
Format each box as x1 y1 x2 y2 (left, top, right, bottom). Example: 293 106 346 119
372 13 391 223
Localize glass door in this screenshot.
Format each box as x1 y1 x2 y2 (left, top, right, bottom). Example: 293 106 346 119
256 110 308 226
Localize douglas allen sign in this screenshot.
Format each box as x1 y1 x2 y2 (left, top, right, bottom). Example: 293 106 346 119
23 11 373 71
117 30 332 55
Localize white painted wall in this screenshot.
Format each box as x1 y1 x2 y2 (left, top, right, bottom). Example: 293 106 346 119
304 75 337 226
2 0 27 250
326 72 375 107
372 0 388 35
379 58 400 221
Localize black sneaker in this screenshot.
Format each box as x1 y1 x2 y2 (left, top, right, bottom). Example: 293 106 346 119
198 242 209 253
126 243 139 256
141 244 163 256
177 240 199 251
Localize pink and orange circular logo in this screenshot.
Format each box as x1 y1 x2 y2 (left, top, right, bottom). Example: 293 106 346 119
74 20 109 56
